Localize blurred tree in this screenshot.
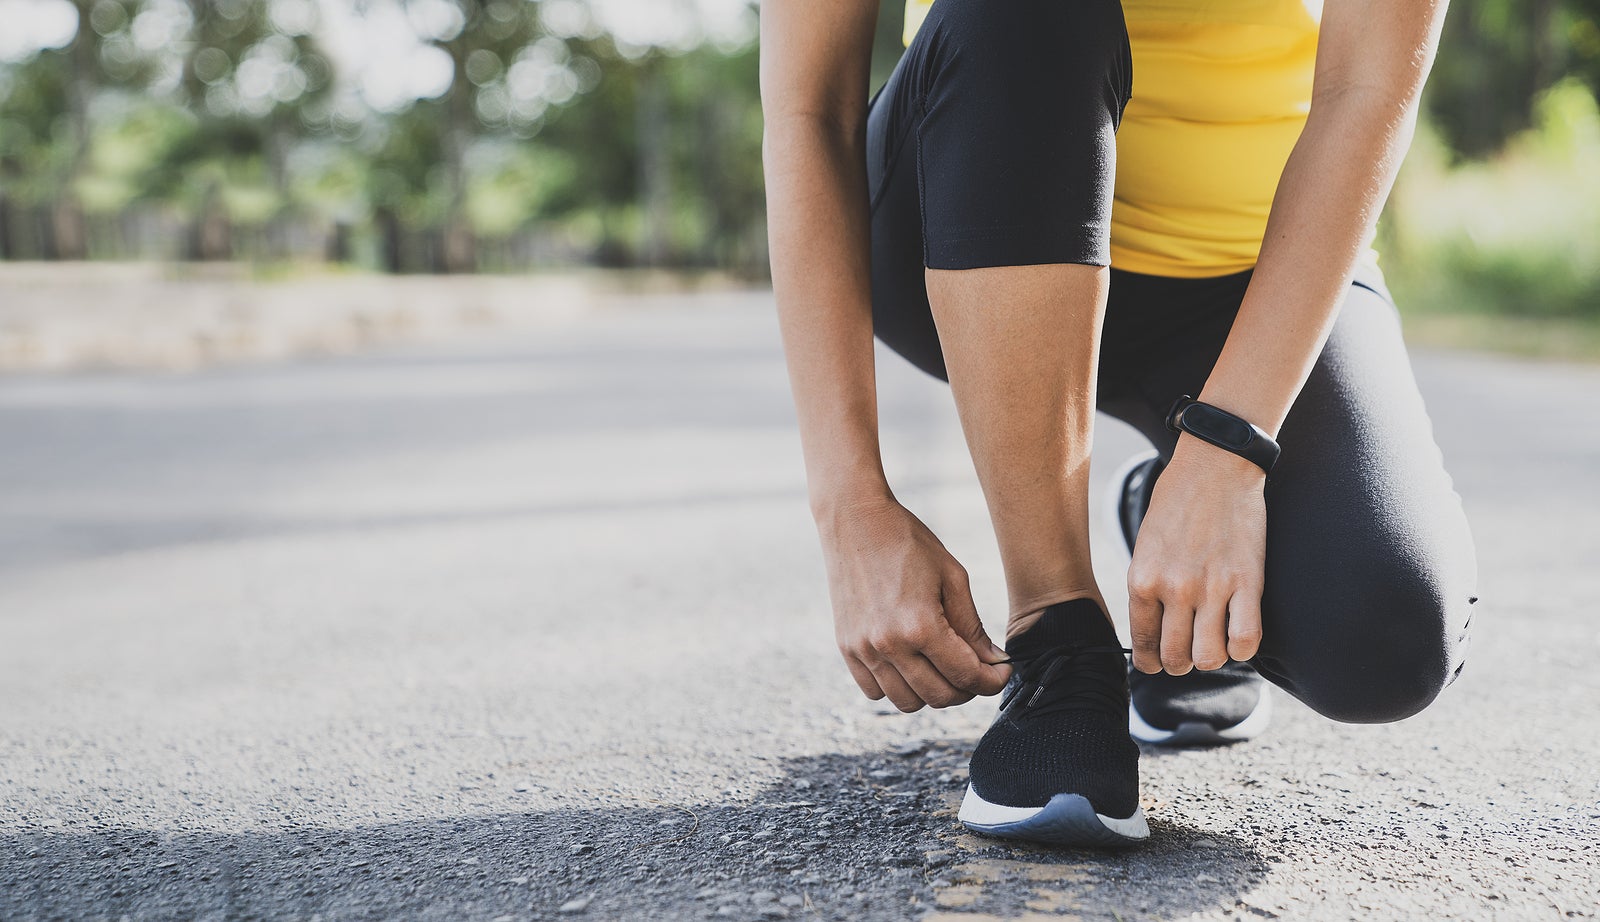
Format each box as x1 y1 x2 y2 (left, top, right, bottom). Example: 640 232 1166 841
1566 0 1600 97
532 31 640 266
10 0 1594 280
682 46 764 270
0 0 160 259
0 50 75 258
1427 0 1600 158
367 100 452 271
148 0 334 259
529 40 768 271
411 0 546 271
366 0 581 272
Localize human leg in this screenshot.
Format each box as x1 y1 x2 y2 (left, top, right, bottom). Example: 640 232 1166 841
867 0 1131 639
927 264 1109 636
864 0 1146 845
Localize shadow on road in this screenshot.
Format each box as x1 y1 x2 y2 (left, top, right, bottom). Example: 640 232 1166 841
2 742 1267 921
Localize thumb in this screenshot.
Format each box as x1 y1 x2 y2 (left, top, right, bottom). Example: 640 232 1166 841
942 574 1008 665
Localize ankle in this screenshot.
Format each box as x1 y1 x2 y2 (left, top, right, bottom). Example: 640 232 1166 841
1007 588 1109 641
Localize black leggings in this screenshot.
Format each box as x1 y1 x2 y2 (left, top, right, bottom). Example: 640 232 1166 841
866 0 1478 723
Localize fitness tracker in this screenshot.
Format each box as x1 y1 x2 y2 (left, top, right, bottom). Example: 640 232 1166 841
1165 396 1281 476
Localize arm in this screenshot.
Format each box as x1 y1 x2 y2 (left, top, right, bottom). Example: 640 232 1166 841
1128 0 1450 674
760 0 885 515
760 1 1010 708
1196 0 1449 435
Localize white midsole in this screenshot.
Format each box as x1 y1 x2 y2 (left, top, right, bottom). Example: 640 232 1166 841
958 785 1151 839
1217 683 1274 739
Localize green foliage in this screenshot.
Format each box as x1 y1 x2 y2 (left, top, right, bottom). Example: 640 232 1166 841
1384 80 1600 320
465 142 577 236
285 140 367 223
368 100 456 228
1427 0 1600 159
76 96 192 211
79 0 756 270
1 0 1597 292
0 51 75 201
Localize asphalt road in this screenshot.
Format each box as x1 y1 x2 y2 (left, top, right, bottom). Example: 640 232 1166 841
2 289 1597 921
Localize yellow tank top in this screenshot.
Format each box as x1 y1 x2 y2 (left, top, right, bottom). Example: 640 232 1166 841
903 0 1333 278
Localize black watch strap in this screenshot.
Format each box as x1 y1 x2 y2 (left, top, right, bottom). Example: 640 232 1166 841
1164 396 1281 475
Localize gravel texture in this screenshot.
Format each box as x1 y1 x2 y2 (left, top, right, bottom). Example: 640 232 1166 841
1 289 1597 921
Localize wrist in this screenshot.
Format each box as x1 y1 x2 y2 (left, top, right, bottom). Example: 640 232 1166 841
1194 389 1284 440
1170 434 1269 488
809 475 895 526
1165 395 1281 477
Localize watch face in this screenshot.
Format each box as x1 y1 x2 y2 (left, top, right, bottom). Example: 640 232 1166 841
1187 403 1254 449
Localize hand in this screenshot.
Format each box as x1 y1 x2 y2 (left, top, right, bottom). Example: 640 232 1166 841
1126 437 1267 674
816 493 1012 711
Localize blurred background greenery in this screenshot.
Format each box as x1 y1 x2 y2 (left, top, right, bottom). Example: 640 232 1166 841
1 0 1597 355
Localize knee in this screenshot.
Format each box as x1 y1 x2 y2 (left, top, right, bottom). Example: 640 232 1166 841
1302 639 1454 725
1265 568 1473 725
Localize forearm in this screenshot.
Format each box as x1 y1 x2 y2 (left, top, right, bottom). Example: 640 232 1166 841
1197 0 1447 445
1196 91 1418 443
1132 94 1423 668
764 115 890 518
1128 0 1449 672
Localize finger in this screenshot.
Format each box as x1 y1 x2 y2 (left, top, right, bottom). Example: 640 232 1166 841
1160 602 1195 675
906 653 977 708
1190 595 1230 670
1128 583 1164 674
889 652 973 709
937 572 1012 692
1227 586 1264 662
843 653 886 700
921 622 1010 697
865 659 926 713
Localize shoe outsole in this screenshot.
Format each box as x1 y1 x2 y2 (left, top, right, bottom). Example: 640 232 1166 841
959 786 1150 847
1128 682 1274 746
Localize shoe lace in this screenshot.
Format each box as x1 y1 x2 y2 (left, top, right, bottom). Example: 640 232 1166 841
997 643 1132 719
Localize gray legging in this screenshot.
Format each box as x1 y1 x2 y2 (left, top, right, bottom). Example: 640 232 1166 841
865 0 1478 724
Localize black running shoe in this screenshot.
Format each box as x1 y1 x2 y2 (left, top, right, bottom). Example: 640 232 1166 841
1127 661 1273 745
1102 450 1273 746
958 598 1150 846
1103 450 1163 555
